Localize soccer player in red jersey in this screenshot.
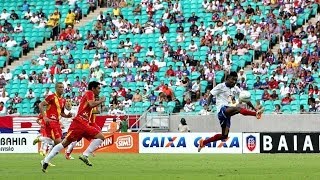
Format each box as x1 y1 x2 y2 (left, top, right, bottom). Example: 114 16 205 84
65 106 100 160
34 114 54 156
34 83 71 146
41 81 106 172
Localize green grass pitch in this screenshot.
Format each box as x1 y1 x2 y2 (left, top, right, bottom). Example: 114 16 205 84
0 154 319 180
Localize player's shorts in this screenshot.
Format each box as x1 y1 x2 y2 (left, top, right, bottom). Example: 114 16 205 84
40 126 47 137
45 120 62 140
65 117 100 142
218 106 231 128
89 122 101 131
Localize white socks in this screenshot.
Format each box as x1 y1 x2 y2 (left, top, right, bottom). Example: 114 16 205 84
39 137 54 145
44 143 64 163
66 141 77 154
83 139 103 157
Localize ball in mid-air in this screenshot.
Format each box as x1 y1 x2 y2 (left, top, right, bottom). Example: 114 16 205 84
239 90 251 103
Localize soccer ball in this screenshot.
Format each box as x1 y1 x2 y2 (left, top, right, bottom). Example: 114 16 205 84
239 91 251 103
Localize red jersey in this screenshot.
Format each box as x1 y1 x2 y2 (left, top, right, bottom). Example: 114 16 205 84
45 93 66 121
75 91 95 122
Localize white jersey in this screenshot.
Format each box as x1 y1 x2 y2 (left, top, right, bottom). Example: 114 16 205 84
60 106 78 134
210 83 241 112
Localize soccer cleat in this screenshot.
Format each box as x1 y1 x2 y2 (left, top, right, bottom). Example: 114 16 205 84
33 136 40 145
79 155 93 166
39 151 46 157
197 139 204 152
65 154 75 160
48 162 56 167
256 108 264 120
41 160 49 173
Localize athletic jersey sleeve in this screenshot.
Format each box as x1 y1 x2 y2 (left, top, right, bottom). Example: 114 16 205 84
86 91 95 102
210 83 222 96
45 94 54 104
234 86 241 96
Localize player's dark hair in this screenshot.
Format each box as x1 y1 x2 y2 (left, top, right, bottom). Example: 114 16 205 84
226 71 238 79
88 81 101 91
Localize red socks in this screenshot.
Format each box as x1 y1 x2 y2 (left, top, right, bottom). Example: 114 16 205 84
240 108 256 116
203 134 223 145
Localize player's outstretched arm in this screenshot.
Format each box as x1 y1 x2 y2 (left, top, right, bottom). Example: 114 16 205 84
88 96 106 108
246 101 256 111
39 100 50 124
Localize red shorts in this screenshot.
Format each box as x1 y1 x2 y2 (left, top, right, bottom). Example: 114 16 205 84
66 118 100 142
45 121 62 140
89 122 101 131
40 126 47 137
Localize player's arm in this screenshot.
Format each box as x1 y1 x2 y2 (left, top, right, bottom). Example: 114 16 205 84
61 109 72 118
87 96 106 108
39 100 51 124
207 84 221 106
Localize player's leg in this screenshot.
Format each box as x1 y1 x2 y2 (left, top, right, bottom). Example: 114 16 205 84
41 121 82 173
224 106 263 119
79 127 105 166
65 141 78 160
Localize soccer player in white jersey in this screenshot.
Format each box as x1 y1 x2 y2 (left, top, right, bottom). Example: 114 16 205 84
61 100 78 160
198 72 263 152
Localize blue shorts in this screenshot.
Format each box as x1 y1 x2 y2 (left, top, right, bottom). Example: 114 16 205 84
218 106 231 128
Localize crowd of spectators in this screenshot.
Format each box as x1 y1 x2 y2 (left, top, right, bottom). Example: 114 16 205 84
2 0 320 115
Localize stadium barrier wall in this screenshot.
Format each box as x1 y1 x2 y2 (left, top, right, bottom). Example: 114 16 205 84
0 134 39 153
54 133 139 154
169 114 320 132
1 132 320 154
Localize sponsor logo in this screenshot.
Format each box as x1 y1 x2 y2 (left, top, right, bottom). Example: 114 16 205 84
194 137 240 148
142 137 186 148
260 133 320 153
97 135 114 150
0 137 27 146
246 135 256 151
116 135 133 149
74 139 84 149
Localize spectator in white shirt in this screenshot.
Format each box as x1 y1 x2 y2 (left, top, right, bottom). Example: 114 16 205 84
146 47 155 57
259 63 268 75
178 118 191 132
199 105 211 115
90 57 100 69
176 33 185 43
30 14 39 24
124 38 132 49
0 9 10 20
43 87 53 97
37 54 49 66
188 40 198 52
5 69 12 81
6 37 17 48
156 102 165 113
122 97 132 108
62 77 71 89
14 23 23 33
97 11 105 21
184 99 195 112
158 33 167 43
24 10 33 20
25 89 35 99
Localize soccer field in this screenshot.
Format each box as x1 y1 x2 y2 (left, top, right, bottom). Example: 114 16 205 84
0 154 319 180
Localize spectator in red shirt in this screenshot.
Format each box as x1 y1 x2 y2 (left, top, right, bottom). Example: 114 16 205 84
166 65 175 77
133 43 142 53
160 22 169 34
12 93 22 104
150 61 159 73
281 93 294 105
59 29 68 41
268 77 279 89
50 63 60 75
162 84 174 101
261 89 271 101
117 85 127 97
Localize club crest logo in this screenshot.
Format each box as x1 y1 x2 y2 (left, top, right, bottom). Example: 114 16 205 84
246 135 256 151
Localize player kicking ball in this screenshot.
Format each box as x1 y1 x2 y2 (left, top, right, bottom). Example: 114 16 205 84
41 81 106 173
198 72 263 152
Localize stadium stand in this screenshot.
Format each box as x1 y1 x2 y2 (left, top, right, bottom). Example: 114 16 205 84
0 0 319 116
